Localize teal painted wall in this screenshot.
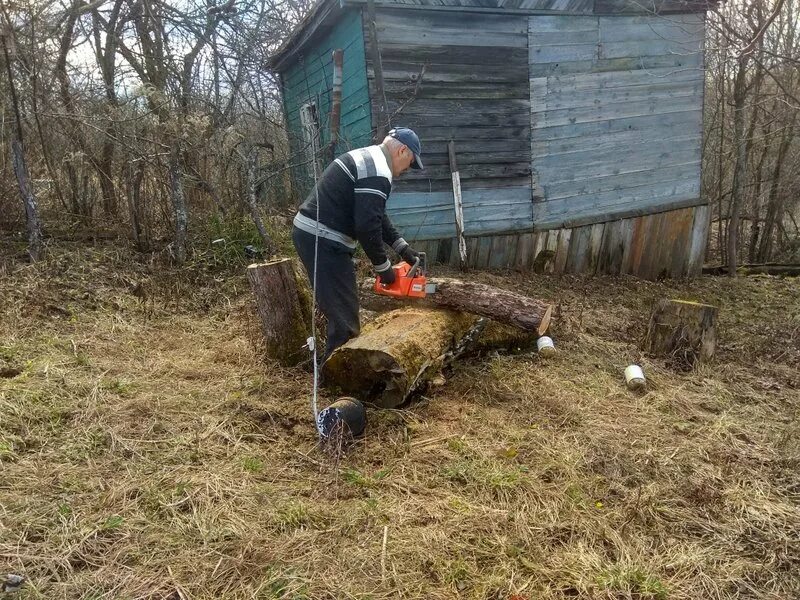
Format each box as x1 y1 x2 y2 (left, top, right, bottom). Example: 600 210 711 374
281 8 372 195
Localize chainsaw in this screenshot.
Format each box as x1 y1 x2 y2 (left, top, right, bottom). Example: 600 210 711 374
374 252 436 298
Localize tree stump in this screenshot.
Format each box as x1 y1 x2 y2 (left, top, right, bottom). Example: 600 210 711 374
247 258 312 366
645 299 718 368
322 307 478 408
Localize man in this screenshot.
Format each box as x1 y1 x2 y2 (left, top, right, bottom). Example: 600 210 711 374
292 127 423 363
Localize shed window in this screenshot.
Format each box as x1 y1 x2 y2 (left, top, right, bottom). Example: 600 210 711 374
299 101 321 169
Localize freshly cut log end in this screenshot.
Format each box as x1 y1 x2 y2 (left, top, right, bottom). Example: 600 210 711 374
247 258 312 367
645 298 718 368
322 308 477 408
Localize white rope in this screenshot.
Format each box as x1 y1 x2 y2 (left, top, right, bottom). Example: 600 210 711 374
308 133 322 435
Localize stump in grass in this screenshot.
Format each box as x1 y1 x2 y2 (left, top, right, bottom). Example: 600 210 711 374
645 299 718 368
322 307 478 408
247 258 312 367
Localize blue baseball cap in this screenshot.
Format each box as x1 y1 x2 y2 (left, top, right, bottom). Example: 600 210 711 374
388 127 423 169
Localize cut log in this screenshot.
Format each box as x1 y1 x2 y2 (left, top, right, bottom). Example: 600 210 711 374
362 277 553 335
322 308 478 408
645 299 718 367
247 258 313 367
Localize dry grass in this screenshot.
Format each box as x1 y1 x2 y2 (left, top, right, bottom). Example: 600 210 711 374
1 243 798 600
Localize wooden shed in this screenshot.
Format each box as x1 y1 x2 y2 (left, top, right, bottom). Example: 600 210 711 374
270 0 715 278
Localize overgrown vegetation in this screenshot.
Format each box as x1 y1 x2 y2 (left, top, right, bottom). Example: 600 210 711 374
1 245 797 598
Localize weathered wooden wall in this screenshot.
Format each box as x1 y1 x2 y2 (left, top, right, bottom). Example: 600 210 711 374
368 7 537 239
529 14 705 229
365 8 532 194
276 0 712 277
412 204 709 279
282 8 372 190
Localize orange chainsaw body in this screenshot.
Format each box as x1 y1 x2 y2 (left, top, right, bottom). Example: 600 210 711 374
374 260 428 298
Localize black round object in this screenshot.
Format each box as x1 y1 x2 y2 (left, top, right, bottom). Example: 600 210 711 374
316 397 366 438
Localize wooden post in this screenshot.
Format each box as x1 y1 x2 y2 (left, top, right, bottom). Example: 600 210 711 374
328 49 343 163
247 259 313 367
366 0 389 140
448 140 468 270
645 299 718 367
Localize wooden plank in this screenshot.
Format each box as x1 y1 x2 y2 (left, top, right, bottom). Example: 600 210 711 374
541 159 701 200
594 0 714 15
534 195 706 232
667 207 696 278
534 177 701 226
542 66 703 94
435 237 453 266
586 222 605 274
532 126 701 158
599 40 703 61
553 228 572 275
539 150 700 186
378 28 527 48
388 98 531 116
530 94 700 129
687 204 709 276
532 79 703 113
565 224 592 273
639 211 669 279
530 43 599 64
617 217 636 274
515 232 536 270
528 15 598 32
598 15 704 44
528 52 703 77
628 213 650 277
375 62 526 83
395 176 533 193
400 162 532 182
532 109 702 142
597 219 624 274
466 235 480 266
448 141 468 269
424 239 440 264
384 81 530 99
489 235 514 269
476 236 493 268
388 186 535 240
531 231 547 267
379 43 529 66
376 7 529 34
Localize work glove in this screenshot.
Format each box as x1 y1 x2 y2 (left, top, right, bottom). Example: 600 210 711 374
400 244 420 265
376 265 396 286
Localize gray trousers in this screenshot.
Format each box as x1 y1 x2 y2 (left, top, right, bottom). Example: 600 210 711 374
292 226 360 363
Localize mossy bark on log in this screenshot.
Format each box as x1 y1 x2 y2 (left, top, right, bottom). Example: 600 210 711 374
645 299 718 366
322 307 478 408
361 277 553 335
247 258 312 367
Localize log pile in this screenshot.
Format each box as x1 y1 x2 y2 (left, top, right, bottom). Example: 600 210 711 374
249 259 555 406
